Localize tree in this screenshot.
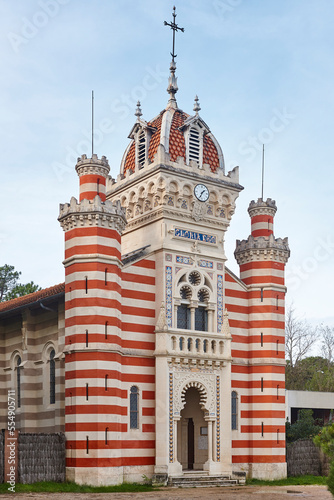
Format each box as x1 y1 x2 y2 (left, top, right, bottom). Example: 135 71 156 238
285 305 318 367
314 423 334 496
0 265 41 302
321 325 334 366
5 281 41 301
0 264 21 301
286 409 323 444
286 356 334 392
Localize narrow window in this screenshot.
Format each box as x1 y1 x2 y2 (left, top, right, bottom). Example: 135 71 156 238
138 131 146 167
85 329 88 347
105 427 109 445
177 304 190 329
189 127 200 163
50 349 56 405
85 276 88 294
261 422 264 437
261 332 263 347
277 429 280 444
105 321 108 339
130 386 139 429
105 374 108 391
105 268 108 285
261 377 264 392
16 356 21 408
195 307 208 331
276 340 279 355
276 294 279 310
231 391 238 430
260 288 263 302
97 178 100 194
86 383 89 401
179 337 184 350
86 436 89 454
277 384 279 400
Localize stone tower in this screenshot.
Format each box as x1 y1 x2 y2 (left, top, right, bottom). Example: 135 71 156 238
58 154 127 485
234 198 290 479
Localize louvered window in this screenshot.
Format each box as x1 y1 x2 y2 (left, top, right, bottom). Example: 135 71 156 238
189 127 200 163
138 131 146 167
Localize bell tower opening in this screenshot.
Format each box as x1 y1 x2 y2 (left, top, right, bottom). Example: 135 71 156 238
178 386 208 471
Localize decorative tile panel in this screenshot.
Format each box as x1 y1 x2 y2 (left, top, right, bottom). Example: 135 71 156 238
217 275 223 333
198 259 213 269
217 262 224 270
169 372 173 463
165 253 172 262
176 255 192 265
174 228 217 245
166 266 173 328
181 199 188 210
216 376 221 461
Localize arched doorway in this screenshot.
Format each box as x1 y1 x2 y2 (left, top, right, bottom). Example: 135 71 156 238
177 386 208 470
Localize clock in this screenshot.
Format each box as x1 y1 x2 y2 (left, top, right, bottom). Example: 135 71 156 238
194 183 209 202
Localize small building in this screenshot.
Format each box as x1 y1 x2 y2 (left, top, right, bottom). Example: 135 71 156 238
286 390 334 425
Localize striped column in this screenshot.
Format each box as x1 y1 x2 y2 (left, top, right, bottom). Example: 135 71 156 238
59 174 127 485
234 198 290 479
75 154 109 202
248 198 277 238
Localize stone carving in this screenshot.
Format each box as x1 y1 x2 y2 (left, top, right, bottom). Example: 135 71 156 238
173 371 216 416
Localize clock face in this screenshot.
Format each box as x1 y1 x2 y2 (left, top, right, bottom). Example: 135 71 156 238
194 184 209 202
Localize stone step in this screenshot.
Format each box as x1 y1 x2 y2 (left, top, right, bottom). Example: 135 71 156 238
168 475 240 488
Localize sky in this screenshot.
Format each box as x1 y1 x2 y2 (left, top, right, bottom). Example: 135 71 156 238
1 0 334 331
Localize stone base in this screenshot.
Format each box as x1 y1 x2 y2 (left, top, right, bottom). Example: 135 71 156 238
232 462 287 480
251 462 287 480
152 473 168 486
66 467 123 486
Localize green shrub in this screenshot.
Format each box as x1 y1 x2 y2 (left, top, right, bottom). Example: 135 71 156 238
327 461 334 496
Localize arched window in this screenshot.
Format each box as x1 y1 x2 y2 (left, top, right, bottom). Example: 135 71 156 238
50 349 55 405
130 386 139 429
231 391 238 430
16 356 21 408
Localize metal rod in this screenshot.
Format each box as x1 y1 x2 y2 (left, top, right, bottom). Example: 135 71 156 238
261 144 264 200
92 90 94 157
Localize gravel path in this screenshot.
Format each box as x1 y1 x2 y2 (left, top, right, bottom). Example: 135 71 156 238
0 485 331 500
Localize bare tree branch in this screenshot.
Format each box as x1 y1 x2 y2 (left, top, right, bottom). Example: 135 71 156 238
285 305 318 367
320 325 334 364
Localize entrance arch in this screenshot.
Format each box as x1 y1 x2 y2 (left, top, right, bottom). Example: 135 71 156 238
177 386 208 470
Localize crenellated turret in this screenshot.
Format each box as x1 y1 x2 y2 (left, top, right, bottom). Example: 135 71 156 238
75 153 110 202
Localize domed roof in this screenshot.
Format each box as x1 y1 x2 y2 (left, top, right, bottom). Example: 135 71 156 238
121 104 224 175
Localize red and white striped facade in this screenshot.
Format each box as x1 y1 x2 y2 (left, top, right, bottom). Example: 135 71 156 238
55 89 290 485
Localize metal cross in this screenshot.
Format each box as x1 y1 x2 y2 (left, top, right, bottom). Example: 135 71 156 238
164 6 184 62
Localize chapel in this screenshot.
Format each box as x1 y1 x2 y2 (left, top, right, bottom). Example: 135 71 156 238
0 8 290 486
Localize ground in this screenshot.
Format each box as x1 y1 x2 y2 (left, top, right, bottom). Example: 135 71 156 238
0 485 332 499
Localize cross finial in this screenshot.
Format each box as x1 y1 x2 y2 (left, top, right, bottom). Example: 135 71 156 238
164 6 184 63
164 6 184 107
